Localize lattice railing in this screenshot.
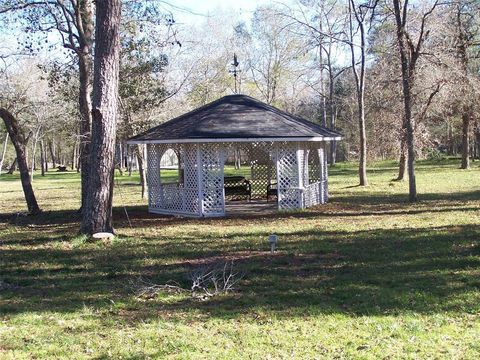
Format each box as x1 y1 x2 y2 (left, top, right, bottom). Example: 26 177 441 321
302 180 327 208
146 144 201 216
154 183 199 215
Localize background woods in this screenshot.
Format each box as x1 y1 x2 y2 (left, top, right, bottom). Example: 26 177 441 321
1 0 480 217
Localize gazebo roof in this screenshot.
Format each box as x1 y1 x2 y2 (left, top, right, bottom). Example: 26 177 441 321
128 94 342 144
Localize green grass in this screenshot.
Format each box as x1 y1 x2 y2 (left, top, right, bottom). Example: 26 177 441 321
1 158 480 359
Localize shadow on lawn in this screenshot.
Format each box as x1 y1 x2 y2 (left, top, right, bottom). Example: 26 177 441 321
1 188 479 231
1 183 479 320
1 216 480 321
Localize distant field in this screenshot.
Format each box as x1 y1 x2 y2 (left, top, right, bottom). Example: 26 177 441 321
1 158 480 359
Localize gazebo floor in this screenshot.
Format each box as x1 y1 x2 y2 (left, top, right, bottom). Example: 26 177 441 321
225 199 277 217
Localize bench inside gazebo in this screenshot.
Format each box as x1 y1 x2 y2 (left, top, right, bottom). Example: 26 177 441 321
127 94 342 218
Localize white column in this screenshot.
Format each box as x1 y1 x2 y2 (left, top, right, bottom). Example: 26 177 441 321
196 144 204 216
318 145 327 204
296 142 304 209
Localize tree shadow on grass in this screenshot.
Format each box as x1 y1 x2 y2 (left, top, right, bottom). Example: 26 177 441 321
1 219 479 322
2 188 479 233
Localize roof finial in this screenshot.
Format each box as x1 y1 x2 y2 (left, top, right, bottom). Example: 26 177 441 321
229 53 241 94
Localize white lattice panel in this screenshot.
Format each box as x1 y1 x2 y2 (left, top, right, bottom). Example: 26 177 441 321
276 143 302 210
146 144 162 209
182 144 200 214
200 144 225 216
308 144 322 184
303 182 322 207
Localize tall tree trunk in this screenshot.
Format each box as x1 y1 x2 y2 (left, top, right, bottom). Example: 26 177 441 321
127 145 133 176
319 48 327 128
30 126 41 182
78 0 95 212
393 0 420 202
81 0 121 234
349 0 368 186
357 92 367 186
461 108 471 169
40 139 46 176
72 140 77 170
79 52 93 209
476 131 480 159
397 132 407 181
0 108 41 214
7 158 16 174
0 132 8 175
117 142 123 175
137 145 147 199
457 5 471 169
44 139 48 172
49 140 56 168
328 57 337 166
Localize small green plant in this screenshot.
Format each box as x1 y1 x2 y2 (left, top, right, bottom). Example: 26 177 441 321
425 147 445 161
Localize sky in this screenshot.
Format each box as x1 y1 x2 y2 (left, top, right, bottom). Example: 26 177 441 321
166 0 274 24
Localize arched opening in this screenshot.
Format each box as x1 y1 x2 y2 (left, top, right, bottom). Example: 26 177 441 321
160 148 180 184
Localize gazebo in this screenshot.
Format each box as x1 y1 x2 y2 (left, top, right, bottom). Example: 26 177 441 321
127 94 342 217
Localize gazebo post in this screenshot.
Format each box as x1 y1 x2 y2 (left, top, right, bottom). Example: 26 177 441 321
196 144 204 216
318 145 327 203
296 142 304 209
322 143 329 201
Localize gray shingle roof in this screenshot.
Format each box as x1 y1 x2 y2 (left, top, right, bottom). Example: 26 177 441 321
128 94 342 143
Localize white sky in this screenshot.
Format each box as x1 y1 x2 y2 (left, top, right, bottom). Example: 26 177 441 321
167 0 274 24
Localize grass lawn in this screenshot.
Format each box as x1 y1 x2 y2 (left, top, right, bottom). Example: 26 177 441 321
1 158 480 359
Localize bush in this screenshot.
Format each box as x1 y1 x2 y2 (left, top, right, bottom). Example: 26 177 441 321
425 147 445 161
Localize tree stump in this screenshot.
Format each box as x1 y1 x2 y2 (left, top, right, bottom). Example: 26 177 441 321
91 232 114 241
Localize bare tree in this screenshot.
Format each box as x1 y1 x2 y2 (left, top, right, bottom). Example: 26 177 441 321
349 0 378 186
1 0 95 210
393 0 439 201
0 108 41 214
280 1 349 164
81 0 121 234
453 1 480 169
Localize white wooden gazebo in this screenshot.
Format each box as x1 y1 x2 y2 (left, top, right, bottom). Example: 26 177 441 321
127 94 342 217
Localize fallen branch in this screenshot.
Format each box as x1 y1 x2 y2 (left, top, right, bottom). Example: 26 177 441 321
131 261 244 300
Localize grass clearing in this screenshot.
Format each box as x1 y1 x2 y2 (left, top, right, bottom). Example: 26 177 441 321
1 158 480 359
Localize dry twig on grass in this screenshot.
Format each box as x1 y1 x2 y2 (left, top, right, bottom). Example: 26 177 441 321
131 261 244 300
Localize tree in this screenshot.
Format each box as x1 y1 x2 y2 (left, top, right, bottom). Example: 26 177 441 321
348 0 378 186
393 0 440 201
80 0 121 234
452 1 480 169
118 17 179 198
279 1 350 164
0 108 41 214
1 0 95 210
248 6 307 107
